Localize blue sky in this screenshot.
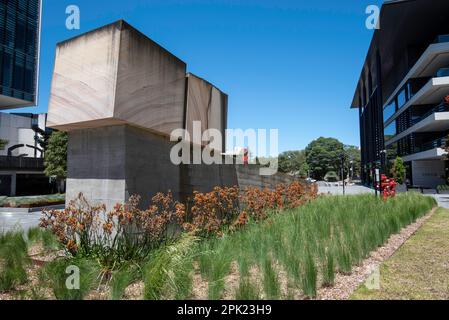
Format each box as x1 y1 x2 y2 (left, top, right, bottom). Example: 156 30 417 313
9 0 384 152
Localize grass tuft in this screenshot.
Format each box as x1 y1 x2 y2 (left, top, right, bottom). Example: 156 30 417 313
0 229 29 292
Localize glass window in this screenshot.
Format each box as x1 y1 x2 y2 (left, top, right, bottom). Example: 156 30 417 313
437 68 449 78
24 56 34 93
397 88 407 109
384 121 396 142
13 53 25 91
15 17 27 52
383 98 396 122
407 82 414 100
26 21 36 55
1 49 12 87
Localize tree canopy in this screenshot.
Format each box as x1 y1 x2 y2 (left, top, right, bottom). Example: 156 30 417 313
391 157 406 185
305 137 345 180
277 150 309 177
44 131 68 179
0 139 8 151
344 144 361 178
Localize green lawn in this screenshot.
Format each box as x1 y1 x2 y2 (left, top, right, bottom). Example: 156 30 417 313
351 208 449 300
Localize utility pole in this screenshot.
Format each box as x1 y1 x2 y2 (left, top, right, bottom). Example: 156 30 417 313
341 155 346 195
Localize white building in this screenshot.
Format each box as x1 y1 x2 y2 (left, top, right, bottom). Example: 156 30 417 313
0 112 51 196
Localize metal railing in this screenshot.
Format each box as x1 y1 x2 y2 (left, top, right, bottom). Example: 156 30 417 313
411 103 449 126
412 137 446 154
0 155 44 170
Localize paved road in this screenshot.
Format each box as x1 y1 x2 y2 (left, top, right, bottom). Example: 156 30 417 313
431 195 449 209
0 211 42 234
318 183 449 208
318 183 375 195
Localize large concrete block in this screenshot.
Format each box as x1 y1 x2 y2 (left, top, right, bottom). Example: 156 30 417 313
48 20 187 136
185 73 228 151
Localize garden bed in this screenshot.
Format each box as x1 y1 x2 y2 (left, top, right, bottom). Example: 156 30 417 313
0 191 437 300
0 194 65 209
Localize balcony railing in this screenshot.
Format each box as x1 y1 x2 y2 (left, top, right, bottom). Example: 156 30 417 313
411 103 449 126
0 156 44 170
412 137 446 154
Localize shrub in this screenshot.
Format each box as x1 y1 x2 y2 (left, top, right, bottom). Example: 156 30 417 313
301 250 317 298
39 257 99 300
235 277 261 300
184 186 240 237
437 185 449 192
143 234 197 300
391 157 406 185
109 264 138 300
195 193 436 300
0 230 30 292
40 192 186 269
27 227 60 252
262 257 281 299
39 181 317 273
240 181 317 221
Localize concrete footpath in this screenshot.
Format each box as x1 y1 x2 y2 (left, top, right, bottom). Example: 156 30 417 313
0 211 42 233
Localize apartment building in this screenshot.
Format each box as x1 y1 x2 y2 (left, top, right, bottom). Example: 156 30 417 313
0 0 42 109
351 0 449 188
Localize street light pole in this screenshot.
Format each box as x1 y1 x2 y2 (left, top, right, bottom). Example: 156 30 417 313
341 155 346 196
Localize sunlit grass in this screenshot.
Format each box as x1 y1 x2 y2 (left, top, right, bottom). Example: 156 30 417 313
194 193 436 299
0 229 30 292
351 207 449 300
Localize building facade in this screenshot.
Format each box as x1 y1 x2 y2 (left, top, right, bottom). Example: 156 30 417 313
0 112 54 196
351 0 449 188
0 0 42 109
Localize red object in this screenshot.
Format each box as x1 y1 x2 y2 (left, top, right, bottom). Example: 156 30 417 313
243 148 249 165
444 95 449 104
380 174 397 200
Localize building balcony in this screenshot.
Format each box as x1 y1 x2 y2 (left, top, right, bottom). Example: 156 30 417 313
383 39 449 111
402 138 447 162
385 103 449 146
385 76 449 126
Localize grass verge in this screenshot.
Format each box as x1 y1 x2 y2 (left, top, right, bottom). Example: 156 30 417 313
351 207 449 300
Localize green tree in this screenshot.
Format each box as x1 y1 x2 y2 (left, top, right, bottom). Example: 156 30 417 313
390 157 406 185
344 145 361 179
278 150 309 177
44 131 68 192
33 127 52 153
0 139 8 151
305 137 345 180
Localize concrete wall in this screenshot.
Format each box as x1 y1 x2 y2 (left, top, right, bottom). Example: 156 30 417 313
66 125 298 209
67 125 127 209
124 126 181 208
236 165 295 190
412 159 446 188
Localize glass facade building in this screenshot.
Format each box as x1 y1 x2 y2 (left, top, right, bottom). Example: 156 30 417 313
0 0 41 108
351 0 449 188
